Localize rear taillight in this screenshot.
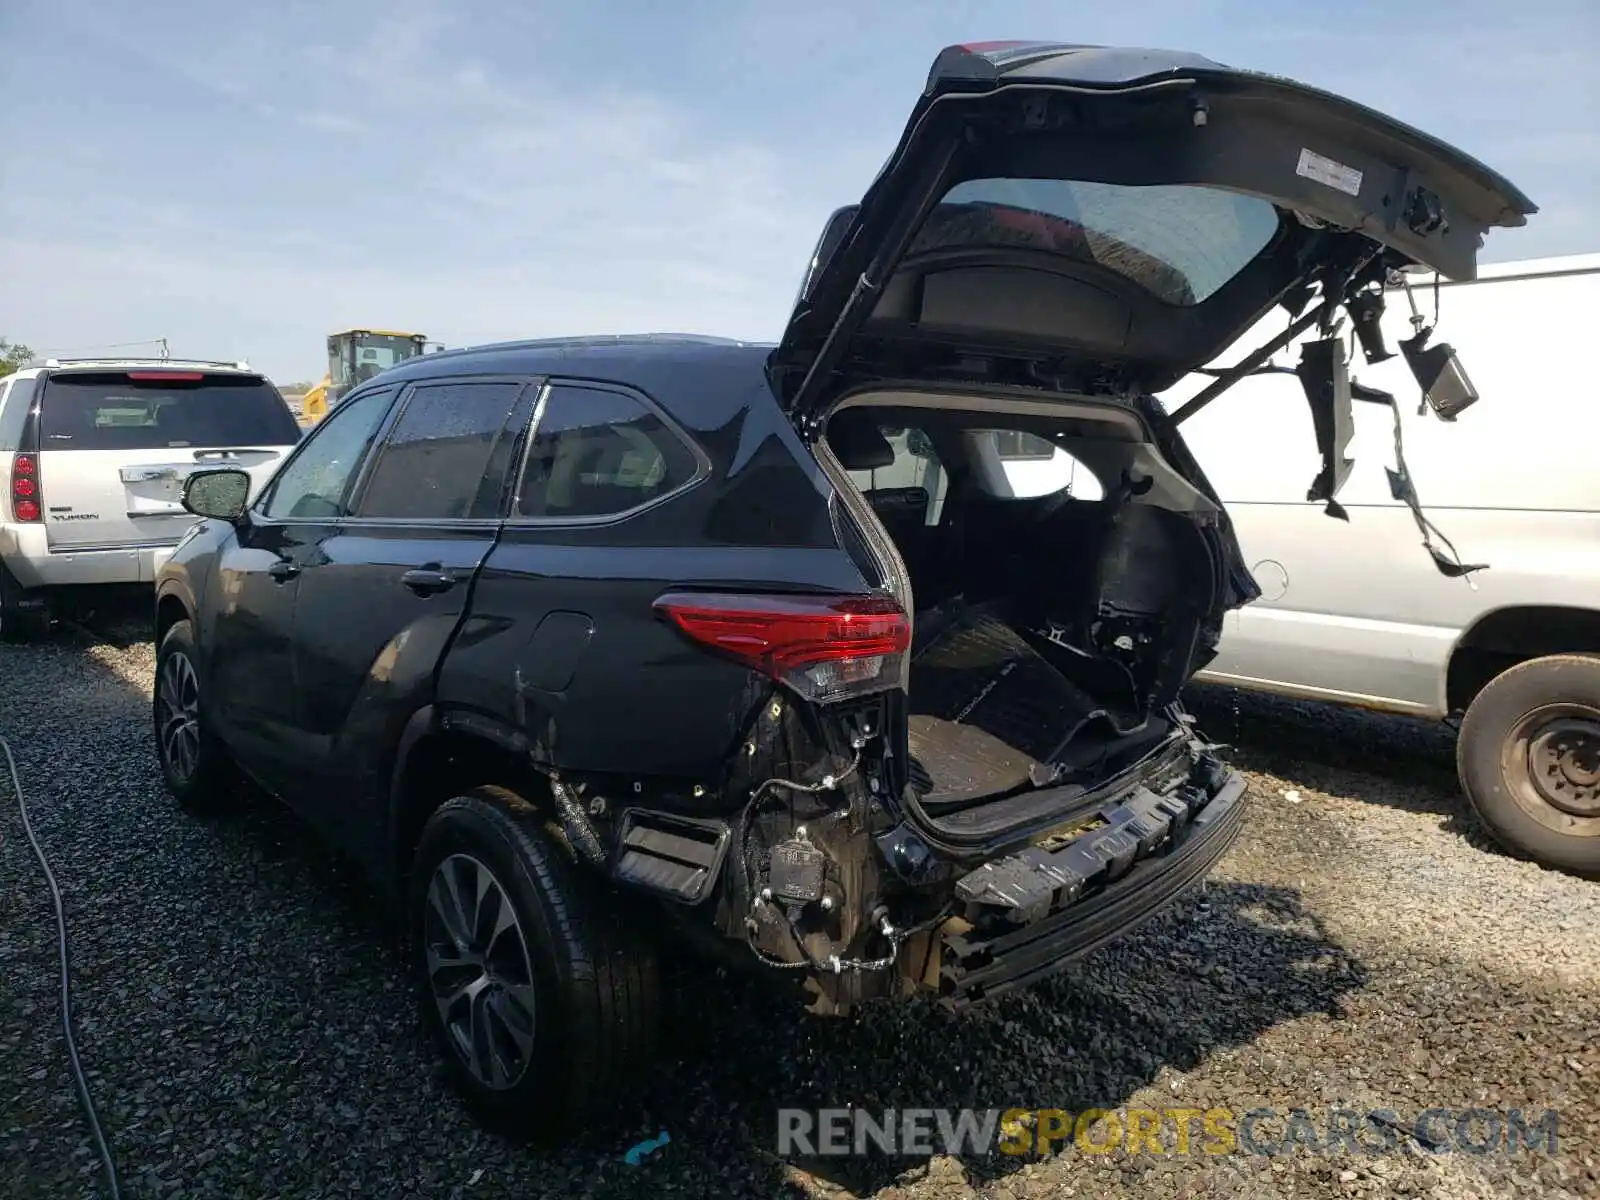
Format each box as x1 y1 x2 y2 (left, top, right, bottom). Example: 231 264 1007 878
11 454 40 522
654 591 910 703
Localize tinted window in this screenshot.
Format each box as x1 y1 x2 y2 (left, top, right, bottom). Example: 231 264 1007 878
356 381 524 520
515 386 699 519
0 379 20 452
911 179 1280 306
39 372 302 450
260 388 395 521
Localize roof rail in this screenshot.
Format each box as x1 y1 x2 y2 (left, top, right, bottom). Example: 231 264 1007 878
37 356 254 370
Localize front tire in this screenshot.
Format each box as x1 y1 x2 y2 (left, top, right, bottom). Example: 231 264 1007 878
409 786 660 1137
154 619 237 814
1458 654 1600 877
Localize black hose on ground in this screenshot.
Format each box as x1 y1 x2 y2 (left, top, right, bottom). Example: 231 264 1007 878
2 735 123 1200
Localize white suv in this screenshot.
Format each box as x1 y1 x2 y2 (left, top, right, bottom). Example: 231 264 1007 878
0 358 302 637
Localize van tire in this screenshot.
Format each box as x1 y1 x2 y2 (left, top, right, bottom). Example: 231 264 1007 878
0 564 52 642
409 786 659 1139
1457 654 1600 877
154 619 238 814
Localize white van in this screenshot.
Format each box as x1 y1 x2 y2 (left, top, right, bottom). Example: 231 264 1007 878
1000 252 1600 876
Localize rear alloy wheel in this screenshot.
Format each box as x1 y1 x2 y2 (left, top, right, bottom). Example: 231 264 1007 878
410 786 660 1138
1458 654 1600 877
154 619 237 814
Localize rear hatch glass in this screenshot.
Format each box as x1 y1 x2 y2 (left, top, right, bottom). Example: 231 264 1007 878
36 371 300 559
914 179 1282 307
40 372 301 450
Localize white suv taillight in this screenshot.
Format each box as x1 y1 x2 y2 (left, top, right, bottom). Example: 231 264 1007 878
10 453 40 522
654 591 911 703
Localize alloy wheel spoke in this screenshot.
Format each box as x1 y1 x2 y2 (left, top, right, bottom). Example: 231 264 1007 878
429 859 477 950
482 988 534 1082
476 885 520 965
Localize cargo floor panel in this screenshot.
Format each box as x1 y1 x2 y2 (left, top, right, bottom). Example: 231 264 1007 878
907 604 1159 809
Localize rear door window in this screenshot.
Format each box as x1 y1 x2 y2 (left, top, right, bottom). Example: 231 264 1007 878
39 372 302 450
514 384 700 520
354 380 527 520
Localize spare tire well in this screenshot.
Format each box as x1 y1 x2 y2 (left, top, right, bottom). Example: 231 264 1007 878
1448 606 1600 713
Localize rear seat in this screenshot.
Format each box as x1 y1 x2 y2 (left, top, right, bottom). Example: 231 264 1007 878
827 412 948 591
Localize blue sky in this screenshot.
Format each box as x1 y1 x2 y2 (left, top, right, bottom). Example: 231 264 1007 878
1 0 1594 383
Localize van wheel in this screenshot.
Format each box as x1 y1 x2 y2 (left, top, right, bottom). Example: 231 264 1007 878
1458 654 1600 877
0 565 52 642
409 786 659 1138
154 619 237 813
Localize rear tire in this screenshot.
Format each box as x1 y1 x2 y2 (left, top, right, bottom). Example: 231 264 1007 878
154 619 238 814
409 786 660 1139
0 563 53 642
1457 654 1600 877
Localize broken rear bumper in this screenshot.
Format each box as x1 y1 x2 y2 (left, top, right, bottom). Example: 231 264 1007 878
937 769 1248 1009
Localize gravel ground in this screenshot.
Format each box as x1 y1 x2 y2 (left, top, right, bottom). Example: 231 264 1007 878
1 611 1596 1200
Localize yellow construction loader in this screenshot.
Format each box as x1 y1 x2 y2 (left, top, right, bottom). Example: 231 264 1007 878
299 329 438 422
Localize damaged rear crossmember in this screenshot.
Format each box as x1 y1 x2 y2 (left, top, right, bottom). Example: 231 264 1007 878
941 758 1248 1009
953 758 1227 923
543 702 1248 1016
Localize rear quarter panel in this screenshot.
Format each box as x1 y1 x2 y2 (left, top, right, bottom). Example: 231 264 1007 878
439 357 873 782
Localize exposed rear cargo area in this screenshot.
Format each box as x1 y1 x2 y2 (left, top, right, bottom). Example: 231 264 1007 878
906 601 1173 811
825 402 1208 816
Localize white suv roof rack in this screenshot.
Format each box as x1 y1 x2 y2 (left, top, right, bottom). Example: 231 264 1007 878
36 356 253 371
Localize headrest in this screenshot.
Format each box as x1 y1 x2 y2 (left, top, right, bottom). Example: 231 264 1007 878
828 410 895 471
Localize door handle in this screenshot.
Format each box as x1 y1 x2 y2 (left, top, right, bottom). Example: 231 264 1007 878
401 566 457 595
268 560 300 582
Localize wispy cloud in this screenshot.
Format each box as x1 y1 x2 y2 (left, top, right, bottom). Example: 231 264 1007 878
297 112 368 135
2 0 1594 380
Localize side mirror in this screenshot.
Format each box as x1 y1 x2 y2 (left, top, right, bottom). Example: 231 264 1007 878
1401 330 1479 421
905 428 936 459
182 468 251 522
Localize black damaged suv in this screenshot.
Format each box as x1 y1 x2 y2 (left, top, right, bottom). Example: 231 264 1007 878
152 42 1531 1132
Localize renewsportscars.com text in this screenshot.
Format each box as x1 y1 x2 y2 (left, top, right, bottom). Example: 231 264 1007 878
776 1106 1562 1159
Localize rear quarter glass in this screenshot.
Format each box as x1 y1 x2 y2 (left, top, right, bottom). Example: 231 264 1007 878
38 372 302 450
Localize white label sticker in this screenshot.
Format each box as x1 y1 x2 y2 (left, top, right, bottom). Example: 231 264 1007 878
1296 147 1363 197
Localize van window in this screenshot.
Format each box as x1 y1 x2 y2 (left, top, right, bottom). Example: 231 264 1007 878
515 385 700 519
39 372 302 451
